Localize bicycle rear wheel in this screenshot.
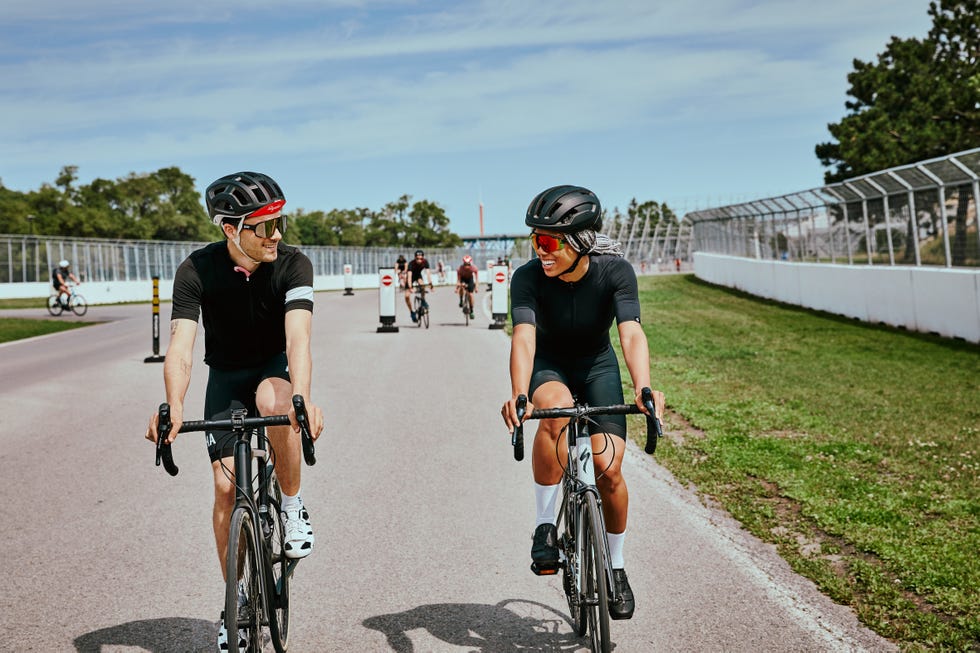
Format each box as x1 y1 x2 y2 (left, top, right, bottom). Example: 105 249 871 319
264 466 290 652
70 294 88 316
226 508 263 653
46 296 63 316
581 494 611 652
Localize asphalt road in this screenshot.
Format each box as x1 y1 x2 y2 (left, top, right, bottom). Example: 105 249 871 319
0 290 897 652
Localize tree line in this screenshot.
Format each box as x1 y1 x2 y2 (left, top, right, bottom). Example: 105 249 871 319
0 166 464 248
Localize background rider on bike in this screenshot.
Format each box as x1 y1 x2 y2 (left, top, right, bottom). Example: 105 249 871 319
404 249 433 323
456 254 479 319
501 184 666 621
143 171 324 653
51 259 80 307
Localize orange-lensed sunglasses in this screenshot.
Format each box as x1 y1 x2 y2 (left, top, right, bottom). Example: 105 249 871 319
530 232 566 254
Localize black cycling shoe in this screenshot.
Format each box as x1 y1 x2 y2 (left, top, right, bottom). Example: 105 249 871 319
530 523 559 575
609 568 635 620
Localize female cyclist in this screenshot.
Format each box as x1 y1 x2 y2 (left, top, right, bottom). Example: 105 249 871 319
501 184 666 620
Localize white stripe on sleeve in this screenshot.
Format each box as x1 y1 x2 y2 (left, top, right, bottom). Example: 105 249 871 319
285 285 314 304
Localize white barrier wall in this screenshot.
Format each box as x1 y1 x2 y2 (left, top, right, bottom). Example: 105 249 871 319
694 253 980 343
0 273 388 304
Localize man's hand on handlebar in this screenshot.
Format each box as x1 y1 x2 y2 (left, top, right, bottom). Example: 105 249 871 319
290 399 324 441
501 394 534 434
146 402 183 445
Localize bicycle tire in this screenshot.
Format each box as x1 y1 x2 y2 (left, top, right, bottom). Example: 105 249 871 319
560 495 588 637
463 296 470 326
226 508 263 653
422 305 429 328
581 494 611 652
413 295 423 328
264 467 290 652
70 294 88 316
46 296 63 316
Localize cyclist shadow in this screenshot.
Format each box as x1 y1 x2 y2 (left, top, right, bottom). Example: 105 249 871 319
363 599 592 652
73 617 215 653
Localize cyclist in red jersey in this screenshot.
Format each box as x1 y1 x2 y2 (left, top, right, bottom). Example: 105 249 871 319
456 254 479 319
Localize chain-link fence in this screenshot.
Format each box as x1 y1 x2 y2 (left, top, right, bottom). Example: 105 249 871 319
685 148 980 268
0 236 534 285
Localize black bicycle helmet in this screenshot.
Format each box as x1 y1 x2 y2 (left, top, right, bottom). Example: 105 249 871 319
205 171 285 225
525 185 602 233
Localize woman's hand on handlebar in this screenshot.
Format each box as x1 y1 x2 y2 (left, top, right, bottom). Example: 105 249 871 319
145 403 183 445
635 388 665 421
501 394 533 434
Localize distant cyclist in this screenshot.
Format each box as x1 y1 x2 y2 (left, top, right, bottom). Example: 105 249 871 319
51 259 80 306
143 171 324 653
500 184 666 621
456 255 479 319
404 249 433 323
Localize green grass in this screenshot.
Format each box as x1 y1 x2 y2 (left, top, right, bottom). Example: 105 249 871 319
617 274 979 650
0 297 49 309
0 317 93 343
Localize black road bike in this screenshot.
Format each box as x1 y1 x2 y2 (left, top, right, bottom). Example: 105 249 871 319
155 395 316 653
511 388 662 652
413 283 431 329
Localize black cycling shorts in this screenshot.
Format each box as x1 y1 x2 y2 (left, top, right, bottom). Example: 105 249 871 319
529 345 627 438
460 279 476 292
203 352 290 462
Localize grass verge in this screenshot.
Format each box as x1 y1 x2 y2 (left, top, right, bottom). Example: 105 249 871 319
618 274 979 651
0 317 92 343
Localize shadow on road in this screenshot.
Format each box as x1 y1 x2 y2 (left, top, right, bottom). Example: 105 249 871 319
74 617 214 653
363 599 592 652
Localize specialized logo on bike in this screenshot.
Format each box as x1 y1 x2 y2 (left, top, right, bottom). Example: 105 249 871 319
579 449 592 473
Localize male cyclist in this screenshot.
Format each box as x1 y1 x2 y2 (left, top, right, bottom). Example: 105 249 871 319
51 259 80 306
144 171 324 653
403 249 433 323
501 185 665 621
456 254 479 319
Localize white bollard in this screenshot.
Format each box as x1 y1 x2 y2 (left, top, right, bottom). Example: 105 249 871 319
489 264 508 330
343 263 354 295
377 267 399 333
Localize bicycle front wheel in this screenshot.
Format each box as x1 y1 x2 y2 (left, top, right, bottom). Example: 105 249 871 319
70 294 88 316
422 305 429 328
581 494 611 652
264 467 290 652
46 296 63 316
226 508 263 653
413 295 423 328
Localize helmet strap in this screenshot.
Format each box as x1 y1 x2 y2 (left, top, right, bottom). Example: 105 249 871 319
224 221 262 266
557 252 585 280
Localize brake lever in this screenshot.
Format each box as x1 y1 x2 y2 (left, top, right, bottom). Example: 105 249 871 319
156 403 179 476
513 394 527 462
292 395 317 466
641 387 663 455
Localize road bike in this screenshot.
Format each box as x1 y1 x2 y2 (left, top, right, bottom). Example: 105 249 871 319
511 388 662 653
155 395 317 653
413 283 431 329
47 283 87 316
460 287 473 326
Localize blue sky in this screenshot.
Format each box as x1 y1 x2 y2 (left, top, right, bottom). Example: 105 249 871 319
1 1 932 236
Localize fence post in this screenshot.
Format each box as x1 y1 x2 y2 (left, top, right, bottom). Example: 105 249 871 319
144 275 166 363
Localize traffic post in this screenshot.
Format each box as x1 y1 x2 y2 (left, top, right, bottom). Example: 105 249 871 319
143 275 166 363
343 263 354 296
377 267 399 333
489 265 508 330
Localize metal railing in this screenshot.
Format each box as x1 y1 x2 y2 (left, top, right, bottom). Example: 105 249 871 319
685 148 980 268
0 236 533 285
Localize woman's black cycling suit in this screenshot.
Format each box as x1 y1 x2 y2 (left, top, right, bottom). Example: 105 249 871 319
170 241 314 461
510 254 642 438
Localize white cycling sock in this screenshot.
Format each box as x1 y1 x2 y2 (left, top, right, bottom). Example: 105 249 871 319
534 482 561 527
281 490 302 512
607 530 626 569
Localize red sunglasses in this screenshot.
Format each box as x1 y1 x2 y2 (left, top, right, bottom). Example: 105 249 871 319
531 232 566 254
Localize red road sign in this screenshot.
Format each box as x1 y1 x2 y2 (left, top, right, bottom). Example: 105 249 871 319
495 271 506 283
381 274 393 286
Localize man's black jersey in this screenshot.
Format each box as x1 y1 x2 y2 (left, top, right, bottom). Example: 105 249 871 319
407 258 429 283
510 254 641 358
171 241 314 369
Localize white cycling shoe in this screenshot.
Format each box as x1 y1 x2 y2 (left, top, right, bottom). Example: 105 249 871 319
281 505 315 559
